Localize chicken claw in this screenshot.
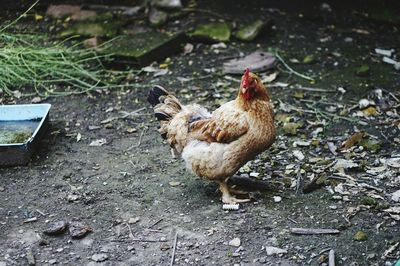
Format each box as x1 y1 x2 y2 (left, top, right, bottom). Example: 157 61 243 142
219 182 250 204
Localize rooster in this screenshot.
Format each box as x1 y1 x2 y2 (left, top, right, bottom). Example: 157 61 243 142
148 69 275 204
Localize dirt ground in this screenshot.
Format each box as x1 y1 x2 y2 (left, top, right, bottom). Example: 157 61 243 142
1 1 400 265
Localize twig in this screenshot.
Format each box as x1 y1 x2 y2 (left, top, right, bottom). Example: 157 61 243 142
288 217 298 224
148 218 163 229
137 127 147 147
0 1 38 33
131 238 168 242
290 228 340 235
329 249 335 266
295 87 336 93
274 52 315 81
170 231 178 266
126 223 134 239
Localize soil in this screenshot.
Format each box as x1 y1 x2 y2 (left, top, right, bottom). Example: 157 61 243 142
1 1 400 266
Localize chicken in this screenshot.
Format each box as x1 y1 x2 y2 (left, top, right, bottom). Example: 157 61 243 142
147 69 275 204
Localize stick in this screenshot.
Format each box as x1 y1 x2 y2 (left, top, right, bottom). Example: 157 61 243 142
148 218 163 229
136 127 147 147
329 249 335 266
126 223 134 239
274 52 315 81
290 228 340 235
170 231 178 266
295 87 336 93
131 238 168 242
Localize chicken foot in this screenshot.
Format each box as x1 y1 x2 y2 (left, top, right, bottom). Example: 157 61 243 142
219 181 250 204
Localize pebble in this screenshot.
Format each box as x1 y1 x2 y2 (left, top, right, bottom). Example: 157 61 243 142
228 238 241 247
128 217 140 224
43 221 68 236
169 181 181 187
49 259 57 265
0 186 4 192
26 250 35 266
391 190 400 202
353 230 367 241
91 253 108 262
265 246 287 256
273 196 282 203
69 221 92 239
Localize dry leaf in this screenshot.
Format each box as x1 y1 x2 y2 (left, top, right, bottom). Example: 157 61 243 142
341 132 364 150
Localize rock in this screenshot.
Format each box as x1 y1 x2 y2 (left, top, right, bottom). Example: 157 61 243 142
100 31 186 67
0 186 4 192
353 230 367 241
91 253 108 262
265 246 287 256
223 51 276 74
283 122 302 135
43 221 68 236
160 242 170 250
128 217 140 224
229 237 241 247
46 5 81 18
154 0 182 10
169 181 181 187
293 150 305 161
190 22 231 42
391 190 400 202
235 19 268 41
26 250 35 266
355 64 370 77
303 55 315 64
69 221 92 239
273 196 282 203
149 8 168 27
61 22 119 38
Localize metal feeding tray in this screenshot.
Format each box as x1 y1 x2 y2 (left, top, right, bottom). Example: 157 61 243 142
0 104 51 166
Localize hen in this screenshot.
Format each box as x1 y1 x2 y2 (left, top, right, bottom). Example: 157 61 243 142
148 69 275 204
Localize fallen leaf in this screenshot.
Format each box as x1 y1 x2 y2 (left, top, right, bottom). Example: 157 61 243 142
341 132 364 150
362 106 377 116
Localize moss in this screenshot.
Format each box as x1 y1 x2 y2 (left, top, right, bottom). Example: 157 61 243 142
190 22 231 42
360 196 377 206
235 19 266 41
353 230 367 241
61 22 119 37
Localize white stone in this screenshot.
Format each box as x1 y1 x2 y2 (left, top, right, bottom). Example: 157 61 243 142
228 238 241 247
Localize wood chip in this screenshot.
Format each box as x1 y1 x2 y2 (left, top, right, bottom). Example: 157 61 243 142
290 228 340 235
341 132 364 150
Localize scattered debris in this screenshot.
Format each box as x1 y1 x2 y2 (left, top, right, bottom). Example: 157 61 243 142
223 51 276 74
89 138 107 146
290 228 340 235
223 204 240 210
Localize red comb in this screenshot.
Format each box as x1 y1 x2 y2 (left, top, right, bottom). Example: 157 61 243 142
243 68 250 87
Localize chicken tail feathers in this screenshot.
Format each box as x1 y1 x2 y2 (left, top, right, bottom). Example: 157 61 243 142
148 86 182 123
148 85 169 106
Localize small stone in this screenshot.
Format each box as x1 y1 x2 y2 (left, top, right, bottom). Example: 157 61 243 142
273 196 282 203
26 250 35 265
293 150 305 161
104 123 113 129
265 246 287 256
355 64 370 77
169 181 181 187
160 242 170 251
318 254 328 264
0 186 4 192
367 253 376 260
91 253 108 262
391 190 400 202
149 8 168 27
128 217 140 224
229 238 241 247
43 221 68 236
235 19 268 42
69 221 92 239
48 259 57 265
126 127 137 133
232 252 240 257
353 230 367 241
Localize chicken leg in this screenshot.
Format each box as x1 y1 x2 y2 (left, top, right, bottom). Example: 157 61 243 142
219 181 250 204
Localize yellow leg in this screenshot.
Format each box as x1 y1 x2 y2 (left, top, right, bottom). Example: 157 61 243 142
219 181 250 204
